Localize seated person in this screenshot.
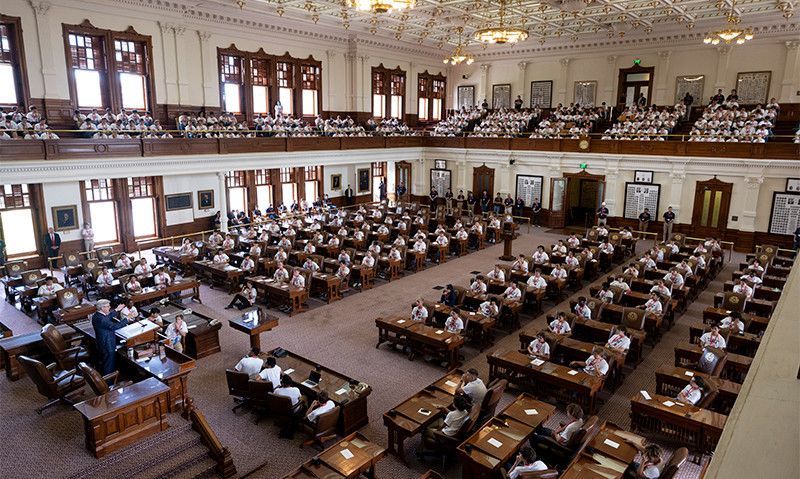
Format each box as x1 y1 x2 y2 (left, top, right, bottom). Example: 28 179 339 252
335 261 350 281
550 264 568 281
440 284 457 306
606 326 631 354
719 311 745 334
423 394 472 441
610 275 631 293
641 292 663 316
527 332 550 360
532 246 549 265
146 307 163 327
650 279 671 298
96 266 115 286
154 268 171 288
305 390 335 423
571 346 609 377
530 403 584 448
699 325 727 349
302 257 320 272
164 313 188 353
573 296 592 319
412 238 427 253
565 251 580 269
179 238 198 255
457 368 487 406
213 248 229 264
274 374 305 438
527 269 547 289
290 269 305 288
37 277 63 297
222 234 235 250
273 262 289 282
361 251 375 268
125 276 143 293
595 282 614 303
115 254 133 269
626 443 664 479
511 254 529 273
241 254 256 273
445 311 464 334
664 269 684 289
502 282 522 302
411 298 428 322
549 312 572 335
740 271 762 284
505 446 548 479
226 283 257 310
234 347 263 378
479 297 500 319
470 276 488 294
487 265 505 281
134 258 152 275
676 376 706 406
732 278 754 299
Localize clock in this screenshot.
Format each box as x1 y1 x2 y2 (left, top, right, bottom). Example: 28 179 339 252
579 139 590 150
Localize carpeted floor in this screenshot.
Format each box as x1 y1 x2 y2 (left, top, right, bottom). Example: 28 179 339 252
0 229 743 478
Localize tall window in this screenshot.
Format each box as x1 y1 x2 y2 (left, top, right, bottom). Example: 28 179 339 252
0 16 29 108
251 58 270 115
83 179 118 244
280 168 296 205
219 53 243 114
0 184 37 257
128 177 157 239
254 169 273 210
418 71 447 122
300 64 321 117
372 65 406 119
226 171 248 214
64 21 155 113
303 166 320 203
277 61 293 115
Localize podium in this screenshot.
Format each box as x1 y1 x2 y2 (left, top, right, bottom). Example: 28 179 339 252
499 222 517 261
116 320 160 348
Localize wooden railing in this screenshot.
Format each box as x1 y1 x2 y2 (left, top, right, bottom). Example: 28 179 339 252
183 397 237 479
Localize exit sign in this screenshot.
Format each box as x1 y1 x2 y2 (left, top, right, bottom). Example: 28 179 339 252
580 163 588 170
633 59 641 65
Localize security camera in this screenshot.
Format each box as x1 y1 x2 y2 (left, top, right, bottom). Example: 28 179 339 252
462 74 469 80
509 158 516 165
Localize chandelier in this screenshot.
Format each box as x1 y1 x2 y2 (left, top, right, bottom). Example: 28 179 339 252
473 0 529 44
349 0 415 14
444 28 475 65
703 0 754 45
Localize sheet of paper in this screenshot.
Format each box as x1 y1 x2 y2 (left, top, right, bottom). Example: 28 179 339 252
663 400 675 407
445 380 458 388
350 438 366 449
524 409 538 415
640 390 652 400
340 449 354 460
335 388 348 396
684 370 694 377
567 370 579 376
283 368 295 375
531 358 545 366
435 330 444 335
603 438 620 449
487 438 503 448
397 319 406 324
187 325 197 329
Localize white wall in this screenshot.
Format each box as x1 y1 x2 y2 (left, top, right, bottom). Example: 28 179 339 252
162 173 219 226
323 163 374 198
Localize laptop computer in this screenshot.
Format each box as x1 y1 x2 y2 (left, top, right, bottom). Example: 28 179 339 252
301 370 322 388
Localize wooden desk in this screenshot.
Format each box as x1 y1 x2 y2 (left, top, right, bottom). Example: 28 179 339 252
722 280 782 302
674 343 752 384
487 349 604 413
152 246 196 274
383 370 461 461
52 302 97 324
655 365 740 414
630 391 726 455
274 348 371 435
351 265 375 290
73 377 170 458
228 308 279 350
0 324 78 380
125 347 195 412
311 272 342 303
457 394 555 479
377 256 402 281
191 260 242 293
155 302 222 359
702 306 770 335
247 276 308 315
376 316 464 370
570 317 645 365
283 432 385 479
713 292 775 318
561 424 645 479
688 325 761 358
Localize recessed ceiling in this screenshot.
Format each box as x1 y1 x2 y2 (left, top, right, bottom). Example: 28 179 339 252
195 0 795 50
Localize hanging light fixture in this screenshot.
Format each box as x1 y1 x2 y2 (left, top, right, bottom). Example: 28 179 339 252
444 27 475 65
349 0 415 14
703 0 754 45
473 0 529 44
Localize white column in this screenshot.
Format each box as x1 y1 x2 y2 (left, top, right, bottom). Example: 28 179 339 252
713 45 731 91
172 25 188 105
325 50 336 112
457 159 467 191
558 58 571 105
407 61 416 115
604 163 620 216
158 22 179 104
667 172 686 221
654 50 672 105
359 55 369 113
28 1 63 98
479 64 491 106
197 31 216 107
217 172 228 233
517 61 528 104
739 176 764 232
604 55 617 106
779 41 800 102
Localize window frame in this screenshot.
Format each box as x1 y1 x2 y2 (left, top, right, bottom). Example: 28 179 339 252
372 64 406 120
0 184 38 258
62 20 156 114
81 178 119 245
127 176 158 240
0 15 31 109
417 70 447 124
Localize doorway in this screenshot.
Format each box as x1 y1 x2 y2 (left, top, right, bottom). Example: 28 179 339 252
473 165 495 198
617 65 655 107
691 177 733 238
549 171 606 229
395 161 412 203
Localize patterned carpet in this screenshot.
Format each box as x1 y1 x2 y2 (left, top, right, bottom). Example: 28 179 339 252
0 229 744 478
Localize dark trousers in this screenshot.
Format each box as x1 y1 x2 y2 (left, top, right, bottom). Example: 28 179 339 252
529 426 555 449
227 294 253 310
98 348 117 375
48 248 60 268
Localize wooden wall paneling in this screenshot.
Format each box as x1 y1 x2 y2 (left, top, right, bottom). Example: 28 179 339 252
286 137 340 151
218 137 286 154
43 139 143 159
464 137 510 149
385 136 423 148
0 140 46 161
141 138 219 156
340 137 386 149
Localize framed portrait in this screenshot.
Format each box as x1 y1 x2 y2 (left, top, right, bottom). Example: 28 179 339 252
430 169 452 197
736 71 771 105
52 205 78 232
457 85 475 110
331 174 342 191
634 170 654 184
786 178 800 193
197 190 214 210
165 193 193 211
492 84 511 109
675 75 705 105
530 80 553 108
574 81 597 106
357 168 370 193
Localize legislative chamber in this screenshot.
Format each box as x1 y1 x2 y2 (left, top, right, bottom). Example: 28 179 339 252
0 0 798 478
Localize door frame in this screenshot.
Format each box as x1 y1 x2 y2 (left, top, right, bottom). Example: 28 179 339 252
395 161 412 203
472 164 495 198
691 177 733 238
617 64 655 106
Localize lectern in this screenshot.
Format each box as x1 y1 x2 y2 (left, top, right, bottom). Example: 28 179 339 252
499 221 517 261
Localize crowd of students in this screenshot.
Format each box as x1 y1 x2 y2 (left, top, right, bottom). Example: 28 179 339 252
0 105 59 139
687 101 779 143
600 104 685 141
527 104 601 139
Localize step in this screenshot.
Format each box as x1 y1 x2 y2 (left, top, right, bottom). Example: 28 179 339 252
136 444 212 479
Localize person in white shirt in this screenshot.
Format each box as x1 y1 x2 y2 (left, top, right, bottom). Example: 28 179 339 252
125 276 142 293
164 313 188 353
222 234 235 250
305 391 335 423
208 231 223 247
549 312 572 335
411 298 428 322
502 282 522 302
732 278 754 300
567 234 581 249
393 235 406 247
552 240 568 255
335 262 350 282
234 348 264 378
527 332 550 360
213 249 229 264
275 247 289 263
623 264 640 278
606 326 631 354
595 283 614 303
573 297 591 319
650 279 671 298
719 311 745 334
511 254 529 273
487 265 505 282
154 269 171 288
413 239 427 253
565 251 580 269
527 269 547 290
572 347 609 377
532 246 549 265
96 267 115 286
455 227 468 240
675 376 706 406
273 262 289 282
550 264 568 281
290 269 305 288
530 403 584 447
424 394 471 439
479 297 500 319
337 250 351 266
241 254 256 273
699 325 727 349
361 252 375 268
302 257 320 272
610 275 631 295
388 247 402 261
639 254 656 271
257 356 282 389
642 292 663 316
506 446 548 479
470 277 488 294
445 311 464 334
179 238 197 256
37 277 64 297
632 444 665 479
740 272 762 285
303 241 316 254
116 255 133 269
274 374 305 436
664 269 684 289
227 283 257 309
457 369 487 406
599 240 614 255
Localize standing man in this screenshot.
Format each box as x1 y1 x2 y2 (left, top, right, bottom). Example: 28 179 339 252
480 190 491 215
514 196 525 217
493 192 504 215
663 206 676 242
429 186 439 212
793 226 800 250
395 182 407 204
531 198 542 227
81 222 95 254
456 190 466 217
596 202 609 226
514 95 523 111
378 178 387 202
344 184 355 206
43 227 61 268
638 208 651 236
445 188 454 215
91 299 128 374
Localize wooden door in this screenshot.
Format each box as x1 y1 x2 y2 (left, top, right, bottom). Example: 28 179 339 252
549 177 567 229
395 161 412 203
472 165 495 198
691 177 733 238
617 65 655 107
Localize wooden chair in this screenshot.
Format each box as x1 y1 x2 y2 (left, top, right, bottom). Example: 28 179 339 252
671 233 686 246
721 291 746 312
18 355 85 414
478 378 507 423
419 407 480 471
533 415 599 467
248 379 274 424
267 392 300 433
660 447 689 479
301 405 340 449
40 324 90 371
225 369 251 412
77 362 125 396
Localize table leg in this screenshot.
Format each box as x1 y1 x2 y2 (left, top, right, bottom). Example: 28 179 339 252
250 333 261 350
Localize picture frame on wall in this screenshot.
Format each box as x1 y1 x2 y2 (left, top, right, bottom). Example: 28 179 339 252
735 71 771 105
530 80 553 108
165 193 193 211
675 75 705 105
357 168 370 193
786 178 800 193
198 190 215 210
492 83 511 109
457 85 475 110
434 160 447 169
331 174 342 191
430 169 452 197
574 81 597 106
52 205 78 232
634 170 654 184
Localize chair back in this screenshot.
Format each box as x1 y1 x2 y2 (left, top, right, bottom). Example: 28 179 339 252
586 228 599 242
609 285 625 304
671 233 686 245
63 253 81 267
480 379 507 418
608 232 622 245
660 447 689 479
622 308 646 330
41 324 69 357
18 355 58 399
722 292 746 312
585 298 602 317
22 270 44 286
453 286 467 305
57 288 81 308
4 260 28 277
569 415 599 449
266 392 294 416
82 259 100 274
248 379 274 405
313 405 340 437
225 369 251 398
96 247 113 261
78 362 110 396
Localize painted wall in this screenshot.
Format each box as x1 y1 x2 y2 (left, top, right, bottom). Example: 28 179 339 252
42 182 84 242
161 173 219 226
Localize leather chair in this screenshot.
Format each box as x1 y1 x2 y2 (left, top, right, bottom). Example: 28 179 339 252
660 447 689 479
77 362 125 396
478 379 507 424
301 405 340 449
41 324 90 371
721 292 746 313
248 379 274 424
267 392 302 434
533 415 599 467
419 407 480 471
225 369 251 412
18 355 85 414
